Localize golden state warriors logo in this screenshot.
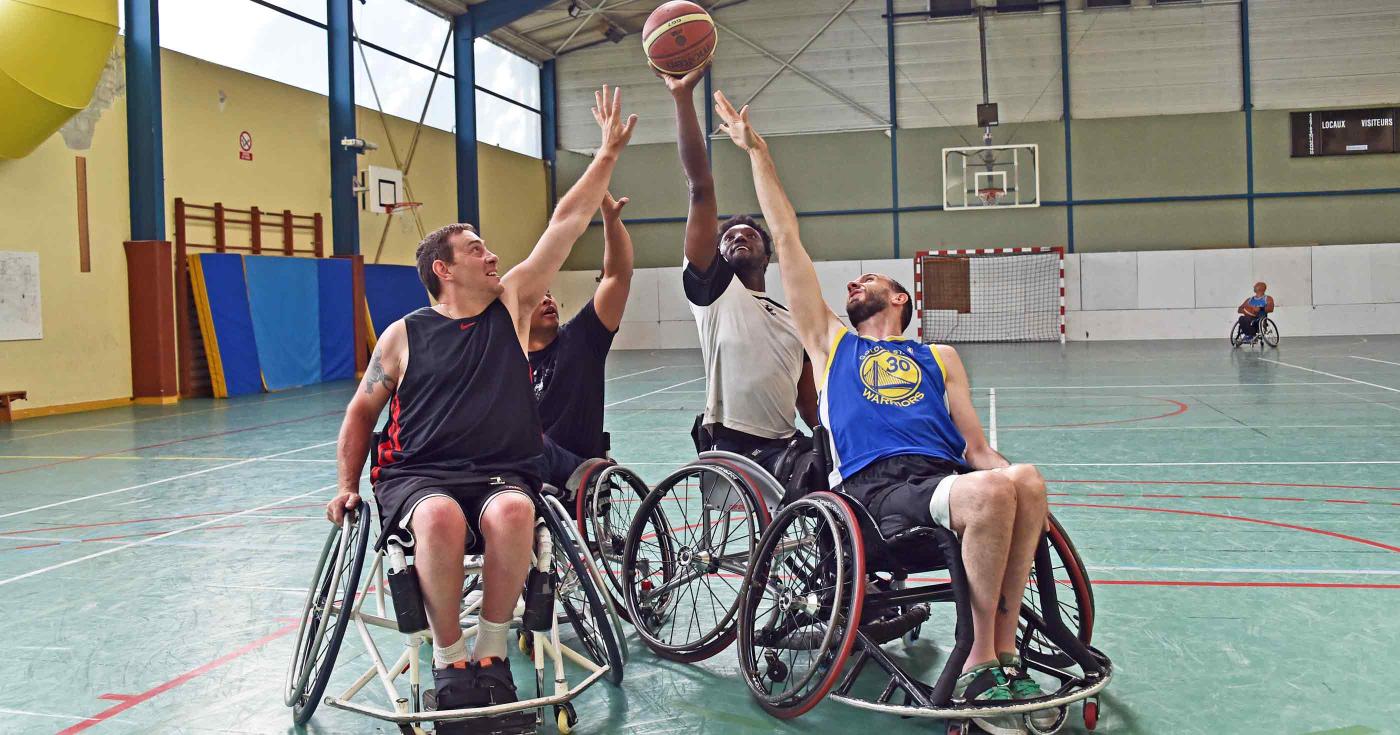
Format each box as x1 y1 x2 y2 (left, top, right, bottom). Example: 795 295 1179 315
859 347 925 407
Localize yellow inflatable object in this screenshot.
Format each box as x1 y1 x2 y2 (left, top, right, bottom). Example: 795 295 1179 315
0 0 118 159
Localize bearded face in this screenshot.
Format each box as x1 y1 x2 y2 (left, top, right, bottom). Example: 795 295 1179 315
846 278 891 327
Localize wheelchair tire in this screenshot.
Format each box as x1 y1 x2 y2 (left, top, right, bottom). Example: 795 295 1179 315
621 461 769 662
737 492 865 719
1261 318 1279 348
577 465 651 624
285 507 371 725
1229 322 1243 347
542 496 626 686
1018 513 1095 671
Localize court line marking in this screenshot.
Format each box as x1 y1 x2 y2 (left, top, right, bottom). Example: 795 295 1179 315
606 365 690 382
1049 478 1400 492
605 376 706 407
1036 461 1400 466
0 707 110 724
1313 382 1400 415
1087 565 1400 576
991 381 1350 390
1003 423 1400 433
988 388 998 450
1258 357 1400 394
1350 355 1400 368
1051 502 1400 553
0 440 335 520
0 484 332 587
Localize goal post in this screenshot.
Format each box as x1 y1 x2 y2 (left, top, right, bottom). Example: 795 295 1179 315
913 247 1065 344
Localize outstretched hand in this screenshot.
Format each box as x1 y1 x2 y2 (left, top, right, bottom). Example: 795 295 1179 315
713 90 764 152
592 84 638 154
656 63 708 97
600 192 630 220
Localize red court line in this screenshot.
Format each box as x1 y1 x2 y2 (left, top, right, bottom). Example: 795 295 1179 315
5 518 315 553
57 622 298 734
1011 397 1189 429
1049 478 1400 493
0 503 325 538
1053 492 1393 508
901 576 1400 590
0 411 339 477
1052 502 1400 553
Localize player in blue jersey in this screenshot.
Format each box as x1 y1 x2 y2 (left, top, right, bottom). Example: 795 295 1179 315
715 92 1055 727
1235 281 1274 343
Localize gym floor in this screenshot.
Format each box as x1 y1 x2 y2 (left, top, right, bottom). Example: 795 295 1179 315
2 336 1398 734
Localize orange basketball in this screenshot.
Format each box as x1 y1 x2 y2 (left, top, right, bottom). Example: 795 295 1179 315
642 1 717 76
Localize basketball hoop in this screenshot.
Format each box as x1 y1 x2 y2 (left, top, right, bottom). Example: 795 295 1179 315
383 201 422 216
976 187 1005 207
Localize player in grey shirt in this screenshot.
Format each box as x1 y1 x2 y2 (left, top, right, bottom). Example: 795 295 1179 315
658 62 818 474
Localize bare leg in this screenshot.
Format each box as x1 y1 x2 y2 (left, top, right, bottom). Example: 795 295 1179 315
992 464 1049 655
476 491 536 658
410 497 468 650
947 472 1016 671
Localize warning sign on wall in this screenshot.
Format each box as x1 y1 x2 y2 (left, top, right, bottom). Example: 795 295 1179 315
239 130 253 161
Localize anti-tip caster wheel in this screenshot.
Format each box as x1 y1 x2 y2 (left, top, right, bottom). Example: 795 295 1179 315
1083 698 1100 731
1025 705 1069 735
518 631 534 656
945 720 969 735
555 703 578 734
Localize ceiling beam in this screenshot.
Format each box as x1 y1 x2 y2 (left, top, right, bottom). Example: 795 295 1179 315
469 0 559 38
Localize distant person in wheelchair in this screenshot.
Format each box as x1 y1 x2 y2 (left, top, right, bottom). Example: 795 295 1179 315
528 192 633 491
324 88 635 734
1235 281 1274 344
715 92 1054 712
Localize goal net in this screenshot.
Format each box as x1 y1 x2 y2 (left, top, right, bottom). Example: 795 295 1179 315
914 247 1065 344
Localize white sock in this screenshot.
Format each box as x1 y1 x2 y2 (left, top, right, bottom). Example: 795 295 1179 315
433 635 467 668
473 616 511 662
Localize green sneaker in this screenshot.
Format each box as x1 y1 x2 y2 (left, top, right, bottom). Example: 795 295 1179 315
1003 655 1058 732
954 662 1013 703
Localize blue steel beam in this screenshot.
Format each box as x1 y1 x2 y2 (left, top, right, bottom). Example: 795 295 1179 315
1059 0 1074 254
327 0 359 255
1241 0 1256 247
886 0 900 259
469 0 557 37
542 58 558 209
124 0 165 241
455 12 481 227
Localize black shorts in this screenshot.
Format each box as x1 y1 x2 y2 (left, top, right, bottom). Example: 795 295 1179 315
372 472 535 554
838 454 970 538
708 424 805 477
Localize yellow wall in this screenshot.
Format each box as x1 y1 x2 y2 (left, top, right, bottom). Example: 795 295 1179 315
0 46 549 414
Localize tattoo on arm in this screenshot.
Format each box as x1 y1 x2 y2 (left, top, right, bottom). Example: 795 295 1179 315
363 351 394 394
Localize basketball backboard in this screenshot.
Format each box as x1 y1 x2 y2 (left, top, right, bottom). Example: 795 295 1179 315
942 143 1040 211
360 165 404 214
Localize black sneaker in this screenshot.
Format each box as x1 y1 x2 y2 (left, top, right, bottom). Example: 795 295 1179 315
428 661 475 735
472 656 520 706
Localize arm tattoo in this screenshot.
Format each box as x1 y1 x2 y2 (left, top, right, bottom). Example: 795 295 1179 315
363 352 394 394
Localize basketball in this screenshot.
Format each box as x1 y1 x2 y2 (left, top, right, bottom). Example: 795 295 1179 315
642 1 717 76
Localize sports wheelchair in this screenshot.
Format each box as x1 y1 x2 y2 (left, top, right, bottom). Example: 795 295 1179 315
284 490 626 734
557 456 652 624
622 429 1111 733
1230 312 1278 349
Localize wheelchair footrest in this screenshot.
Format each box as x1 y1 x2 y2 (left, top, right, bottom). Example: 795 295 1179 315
423 689 539 735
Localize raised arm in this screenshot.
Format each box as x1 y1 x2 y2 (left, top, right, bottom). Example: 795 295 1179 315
593 192 633 331
327 321 405 523
938 344 1008 471
1265 295 1275 313
714 91 843 370
503 85 636 331
659 67 719 270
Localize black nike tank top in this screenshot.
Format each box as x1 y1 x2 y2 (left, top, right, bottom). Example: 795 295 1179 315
372 301 543 488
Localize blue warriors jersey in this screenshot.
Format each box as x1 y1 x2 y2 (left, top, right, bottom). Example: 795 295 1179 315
818 329 967 487
1248 295 1268 310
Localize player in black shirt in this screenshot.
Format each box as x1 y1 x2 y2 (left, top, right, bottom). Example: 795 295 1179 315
528 192 632 487
327 85 636 732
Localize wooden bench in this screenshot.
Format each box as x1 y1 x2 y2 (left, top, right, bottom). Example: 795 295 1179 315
0 390 26 423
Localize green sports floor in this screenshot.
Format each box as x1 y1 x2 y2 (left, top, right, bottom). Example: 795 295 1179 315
2 336 1398 734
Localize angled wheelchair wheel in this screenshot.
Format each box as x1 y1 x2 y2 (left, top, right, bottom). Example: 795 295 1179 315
1018 513 1095 671
622 461 768 662
285 507 371 725
577 465 650 623
542 496 626 685
1229 322 1244 347
737 492 865 719
1261 318 1279 348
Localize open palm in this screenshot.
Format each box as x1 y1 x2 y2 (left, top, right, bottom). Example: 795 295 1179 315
714 90 764 151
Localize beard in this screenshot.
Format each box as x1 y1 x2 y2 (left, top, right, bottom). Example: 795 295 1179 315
846 291 888 327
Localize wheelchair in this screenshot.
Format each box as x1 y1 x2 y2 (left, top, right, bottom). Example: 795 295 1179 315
624 428 1111 733
284 490 625 734
1230 313 1278 349
555 453 652 624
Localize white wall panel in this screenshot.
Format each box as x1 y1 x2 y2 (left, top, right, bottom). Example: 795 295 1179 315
1079 251 1137 310
1063 253 1082 313
550 270 601 321
812 259 864 314
1136 250 1194 309
1193 248 1251 307
1312 244 1372 305
658 321 701 349
622 268 660 323
1251 247 1312 307
1369 244 1400 304
654 266 691 322
1251 0 1400 110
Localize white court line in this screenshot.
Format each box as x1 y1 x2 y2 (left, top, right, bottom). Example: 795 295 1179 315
1002 423 1400 433
605 376 706 407
1038 461 1400 466
1312 382 1400 415
992 381 1349 390
0 707 111 723
1350 355 1400 368
606 365 689 382
0 440 335 520
988 388 998 451
1089 565 1400 576
1258 358 1400 394
0 484 332 587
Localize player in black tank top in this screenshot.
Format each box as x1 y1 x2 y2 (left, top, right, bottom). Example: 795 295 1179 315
325 84 637 733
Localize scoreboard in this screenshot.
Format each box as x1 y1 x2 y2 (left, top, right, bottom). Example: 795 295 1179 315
1291 107 1397 157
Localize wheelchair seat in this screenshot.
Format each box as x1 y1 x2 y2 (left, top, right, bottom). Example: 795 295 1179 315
837 492 952 577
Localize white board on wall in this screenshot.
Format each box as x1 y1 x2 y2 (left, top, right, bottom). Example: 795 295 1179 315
0 252 42 341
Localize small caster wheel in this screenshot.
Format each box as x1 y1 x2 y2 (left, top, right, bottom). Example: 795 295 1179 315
555 703 578 734
1025 705 1068 735
907 623 922 643
763 649 788 683
1083 698 1099 731
397 725 415 735
945 720 968 735
519 631 534 655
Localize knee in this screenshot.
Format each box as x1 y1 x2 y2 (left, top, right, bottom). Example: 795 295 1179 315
1008 464 1048 503
480 492 535 536
412 498 467 542
963 474 1016 521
